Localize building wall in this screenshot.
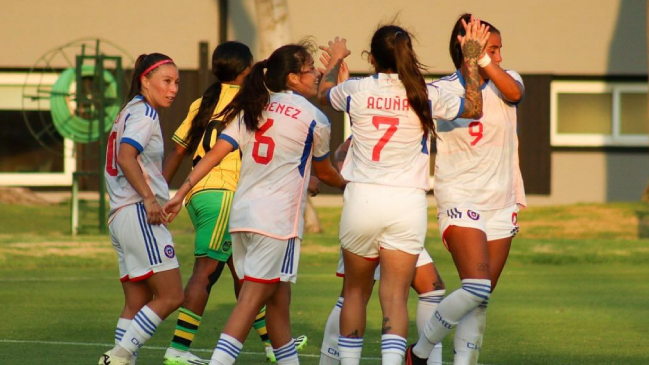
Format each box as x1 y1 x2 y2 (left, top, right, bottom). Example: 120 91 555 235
0 0 219 69
525 151 649 205
0 0 647 204
0 1 645 75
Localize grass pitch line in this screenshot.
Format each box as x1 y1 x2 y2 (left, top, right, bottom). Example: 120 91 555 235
0 338 386 361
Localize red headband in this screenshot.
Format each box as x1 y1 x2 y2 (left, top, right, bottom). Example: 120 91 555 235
141 59 174 78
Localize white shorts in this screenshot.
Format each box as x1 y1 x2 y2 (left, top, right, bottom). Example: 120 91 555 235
437 204 520 249
335 248 434 280
232 232 301 284
108 202 179 282
339 182 427 258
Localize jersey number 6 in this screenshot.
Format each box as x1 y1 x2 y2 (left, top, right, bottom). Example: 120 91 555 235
372 116 399 161
252 118 275 164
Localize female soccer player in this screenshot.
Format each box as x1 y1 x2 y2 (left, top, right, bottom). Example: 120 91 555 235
406 14 526 365
164 42 346 365
160 41 305 365
100 53 183 365
318 137 446 365
317 17 489 365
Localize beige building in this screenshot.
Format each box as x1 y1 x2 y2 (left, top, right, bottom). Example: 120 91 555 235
0 0 646 204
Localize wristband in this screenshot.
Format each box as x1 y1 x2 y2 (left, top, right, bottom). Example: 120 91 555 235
478 54 491 68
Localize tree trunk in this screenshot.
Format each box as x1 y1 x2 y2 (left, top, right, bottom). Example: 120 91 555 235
254 0 322 232
254 0 291 57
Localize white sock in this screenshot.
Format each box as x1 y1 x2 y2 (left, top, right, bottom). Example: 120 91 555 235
338 336 362 365
275 339 299 364
320 297 343 363
453 301 488 365
210 333 243 365
413 279 490 358
381 334 406 365
118 306 162 355
319 354 340 365
416 290 445 365
115 318 138 363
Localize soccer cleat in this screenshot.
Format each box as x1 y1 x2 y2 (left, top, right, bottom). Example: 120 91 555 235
294 335 308 351
265 345 277 363
405 344 428 365
98 350 131 365
163 347 210 365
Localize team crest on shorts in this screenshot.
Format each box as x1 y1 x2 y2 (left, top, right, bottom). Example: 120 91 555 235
467 210 480 220
222 241 232 253
164 245 176 258
512 212 518 225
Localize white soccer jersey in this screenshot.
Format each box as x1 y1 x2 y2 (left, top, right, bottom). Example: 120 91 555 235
432 70 527 212
105 95 170 217
328 73 464 190
219 90 331 239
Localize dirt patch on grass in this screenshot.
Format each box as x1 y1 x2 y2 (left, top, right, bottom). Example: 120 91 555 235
0 187 51 205
0 241 111 258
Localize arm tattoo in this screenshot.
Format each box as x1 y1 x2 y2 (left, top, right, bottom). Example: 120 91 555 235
460 56 483 118
324 59 343 84
345 329 361 338
462 39 482 60
382 317 392 334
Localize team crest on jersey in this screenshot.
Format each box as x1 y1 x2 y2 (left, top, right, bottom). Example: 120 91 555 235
467 210 480 220
512 212 518 225
164 245 175 259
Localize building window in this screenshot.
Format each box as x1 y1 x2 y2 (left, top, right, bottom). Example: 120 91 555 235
0 72 75 186
551 81 648 146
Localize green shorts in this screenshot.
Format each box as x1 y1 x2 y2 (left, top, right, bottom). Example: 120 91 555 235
186 190 234 262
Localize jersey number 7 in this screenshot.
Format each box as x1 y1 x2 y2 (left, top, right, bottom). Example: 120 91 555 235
372 116 399 161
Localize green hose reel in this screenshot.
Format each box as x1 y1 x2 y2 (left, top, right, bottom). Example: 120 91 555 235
50 64 120 143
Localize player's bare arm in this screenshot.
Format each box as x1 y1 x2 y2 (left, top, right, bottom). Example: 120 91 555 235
334 137 351 172
164 138 234 222
162 143 187 184
482 64 524 103
459 17 490 119
117 144 166 225
317 37 351 105
313 158 347 191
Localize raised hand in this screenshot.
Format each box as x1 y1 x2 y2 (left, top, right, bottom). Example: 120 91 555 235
319 51 349 83
458 15 490 61
319 36 351 61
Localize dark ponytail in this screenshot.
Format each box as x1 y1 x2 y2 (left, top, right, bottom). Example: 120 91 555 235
185 41 252 154
371 25 435 136
449 13 499 69
125 53 175 106
218 43 312 132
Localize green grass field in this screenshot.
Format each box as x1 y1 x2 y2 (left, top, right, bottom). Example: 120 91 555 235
1 200 649 364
